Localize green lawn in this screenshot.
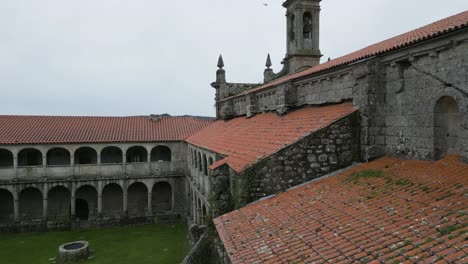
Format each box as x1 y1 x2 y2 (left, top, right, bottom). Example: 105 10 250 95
0 223 189 264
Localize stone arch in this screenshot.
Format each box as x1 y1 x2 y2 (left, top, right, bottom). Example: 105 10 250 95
126 146 148 163
18 148 42 166
102 183 123 217
0 188 14 222
208 157 214 166
47 186 70 220
47 148 71 166
74 147 97 165
75 185 97 220
19 187 42 220
0 149 13 167
152 181 172 212
127 182 148 215
151 146 172 162
434 96 461 159
101 147 123 164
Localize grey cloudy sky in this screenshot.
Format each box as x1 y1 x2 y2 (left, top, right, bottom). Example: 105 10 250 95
1 0 467 117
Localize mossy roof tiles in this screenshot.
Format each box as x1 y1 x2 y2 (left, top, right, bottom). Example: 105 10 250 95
214 155 468 264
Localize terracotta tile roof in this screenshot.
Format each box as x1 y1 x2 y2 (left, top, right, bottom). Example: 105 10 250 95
0 115 214 145
214 155 468 264
186 102 357 172
223 10 468 101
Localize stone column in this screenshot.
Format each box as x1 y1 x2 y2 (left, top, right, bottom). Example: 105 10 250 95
70 154 74 176
42 183 48 219
147 192 152 215
43 154 47 178
192 192 197 222
13 189 19 220
70 183 76 217
122 153 127 175
123 185 128 214
13 155 18 180
97 195 102 216
97 154 101 176
147 152 151 175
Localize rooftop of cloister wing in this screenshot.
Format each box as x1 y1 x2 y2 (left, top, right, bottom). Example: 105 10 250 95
214 155 468 264
186 102 357 172
0 115 214 145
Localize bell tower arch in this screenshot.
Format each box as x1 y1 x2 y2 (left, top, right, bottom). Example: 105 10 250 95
284 0 322 73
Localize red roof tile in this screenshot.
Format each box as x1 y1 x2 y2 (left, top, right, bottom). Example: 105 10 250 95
0 115 214 145
214 155 468 264
222 10 468 101
186 102 357 172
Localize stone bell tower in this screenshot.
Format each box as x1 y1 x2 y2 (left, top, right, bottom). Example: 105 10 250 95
284 0 322 73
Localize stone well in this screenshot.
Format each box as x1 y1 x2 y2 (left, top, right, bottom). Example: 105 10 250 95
57 241 89 263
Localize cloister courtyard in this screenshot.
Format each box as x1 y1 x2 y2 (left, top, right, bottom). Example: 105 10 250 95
0 223 189 264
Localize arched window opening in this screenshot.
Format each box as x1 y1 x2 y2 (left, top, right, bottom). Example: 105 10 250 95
101 147 123 164
193 150 197 168
18 148 42 166
75 185 98 220
19 187 42 220
190 149 194 167
203 154 208 176
0 149 13 167
47 148 70 166
151 146 172 162
197 153 202 172
208 157 214 166
152 182 172 212
126 146 148 163
0 189 14 223
47 186 70 220
202 204 207 225
303 12 313 39
289 14 295 41
434 96 460 160
102 183 123 217
127 182 148 215
74 147 97 165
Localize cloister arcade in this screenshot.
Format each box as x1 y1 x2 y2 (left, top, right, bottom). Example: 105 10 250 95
0 143 179 180
186 145 215 225
0 144 172 168
0 179 175 223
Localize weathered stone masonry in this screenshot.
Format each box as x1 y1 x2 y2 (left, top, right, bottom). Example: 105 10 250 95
217 30 468 164
211 111 360 211
0 142 187 232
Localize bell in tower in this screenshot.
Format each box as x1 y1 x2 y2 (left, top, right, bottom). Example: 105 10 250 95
284 0 322 73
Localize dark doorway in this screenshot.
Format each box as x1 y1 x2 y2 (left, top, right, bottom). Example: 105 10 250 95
76 199 89 220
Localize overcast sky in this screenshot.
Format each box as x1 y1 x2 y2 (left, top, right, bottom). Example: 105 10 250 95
1 0 467 117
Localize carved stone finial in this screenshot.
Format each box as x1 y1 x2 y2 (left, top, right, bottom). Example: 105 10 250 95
266 54 272 68
217 55 224 69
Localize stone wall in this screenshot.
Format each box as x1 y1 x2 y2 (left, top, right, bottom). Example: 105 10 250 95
214 29 468 163
227 112 360 208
